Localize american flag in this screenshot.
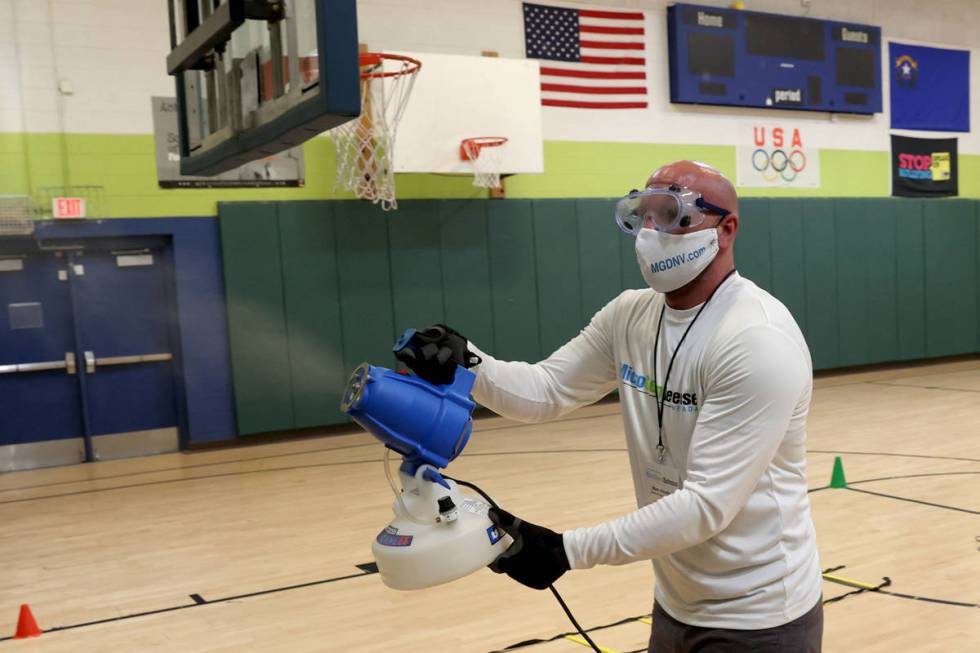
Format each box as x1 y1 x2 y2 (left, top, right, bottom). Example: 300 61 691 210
523 2 647 109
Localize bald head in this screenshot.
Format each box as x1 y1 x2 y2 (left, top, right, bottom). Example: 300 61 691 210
636 160 740 306
646 160 738 217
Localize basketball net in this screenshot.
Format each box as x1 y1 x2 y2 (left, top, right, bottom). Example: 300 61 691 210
461 137 508 190
328 53 420 211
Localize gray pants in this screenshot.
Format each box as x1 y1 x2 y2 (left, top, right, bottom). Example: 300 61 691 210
648 599 823 653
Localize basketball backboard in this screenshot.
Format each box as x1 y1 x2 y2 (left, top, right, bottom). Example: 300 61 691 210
166 0 360 176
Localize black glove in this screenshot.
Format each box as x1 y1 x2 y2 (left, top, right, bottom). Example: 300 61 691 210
393 324 481 385
488 507 570 590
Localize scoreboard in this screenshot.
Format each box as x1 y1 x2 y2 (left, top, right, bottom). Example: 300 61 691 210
667 3 882 114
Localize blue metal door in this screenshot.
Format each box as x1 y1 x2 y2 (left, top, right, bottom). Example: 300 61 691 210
0 250 87 470
69 246 180 460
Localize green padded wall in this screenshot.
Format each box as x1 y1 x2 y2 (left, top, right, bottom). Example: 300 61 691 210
220 197 980 435
219 202 294 434
768 199 807 335
801 199 840 369
334 202 397 379
279 203 346 428
924 199 978 357
736 198 773 293
534 200 583 357
577 199 624 320
388 202 444 335
440 201 494 349
488 200 541 361
893 200 926 361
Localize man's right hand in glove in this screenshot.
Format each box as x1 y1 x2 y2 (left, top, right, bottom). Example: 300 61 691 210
393 324 482 385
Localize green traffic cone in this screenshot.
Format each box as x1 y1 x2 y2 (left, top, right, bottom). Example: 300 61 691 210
829 456 847 488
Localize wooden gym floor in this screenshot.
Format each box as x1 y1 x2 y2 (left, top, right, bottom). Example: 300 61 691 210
1 359 978 652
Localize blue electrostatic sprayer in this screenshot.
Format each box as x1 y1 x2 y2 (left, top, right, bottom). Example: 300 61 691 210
339 330 510 591
339 329 477 489
341 334 598 649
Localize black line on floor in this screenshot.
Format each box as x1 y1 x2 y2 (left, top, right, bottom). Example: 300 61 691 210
0 460 382 505
5 447 977 506
816 363 980 388
474 409 622 434
490 588 978 653
3 368 975 497
823 586 879 605
869 380 980 394
846 486 980 516
877 589 980 608
0 450 628 505
822 566 980 608
461 448 628 459
485 613 651 652
0 566 379 642
0 441 378 494
488 563 980 653
847 470 980 486
0 409 619 495
808 449 980 464
808 470 980 495
487 586 876 653
213 570 375 602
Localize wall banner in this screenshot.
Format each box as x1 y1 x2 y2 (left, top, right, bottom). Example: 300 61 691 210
889 42 970 132
151 97 304 188
736 126 819 188
890 134 958 198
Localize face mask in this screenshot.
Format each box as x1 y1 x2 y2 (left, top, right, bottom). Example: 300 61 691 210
635 227 719 293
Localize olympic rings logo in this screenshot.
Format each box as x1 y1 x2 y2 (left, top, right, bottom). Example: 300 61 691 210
751 148 807 182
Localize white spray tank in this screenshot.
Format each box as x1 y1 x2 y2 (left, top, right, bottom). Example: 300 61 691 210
340 359 511 590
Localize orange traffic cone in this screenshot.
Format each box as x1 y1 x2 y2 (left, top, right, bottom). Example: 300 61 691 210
13 604 41 639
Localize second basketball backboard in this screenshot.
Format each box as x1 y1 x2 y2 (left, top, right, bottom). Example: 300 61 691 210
391 52 544 176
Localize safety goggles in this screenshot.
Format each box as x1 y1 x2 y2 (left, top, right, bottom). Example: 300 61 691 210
614 184 731 235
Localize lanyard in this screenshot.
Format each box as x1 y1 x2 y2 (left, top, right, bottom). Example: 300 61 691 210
651 269 736 462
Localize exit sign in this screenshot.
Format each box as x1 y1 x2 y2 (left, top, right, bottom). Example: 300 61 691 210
52 197 86 219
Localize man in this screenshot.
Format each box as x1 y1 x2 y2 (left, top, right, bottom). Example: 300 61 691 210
396 161 822 652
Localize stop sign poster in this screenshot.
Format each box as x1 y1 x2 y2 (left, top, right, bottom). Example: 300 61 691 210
891 134 958 197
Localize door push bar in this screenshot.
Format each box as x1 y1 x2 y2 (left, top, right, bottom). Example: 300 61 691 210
84 351 173 373
0 352 77 375
0 352 171 375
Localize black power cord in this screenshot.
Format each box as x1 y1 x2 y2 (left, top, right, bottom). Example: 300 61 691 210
445 475 604 653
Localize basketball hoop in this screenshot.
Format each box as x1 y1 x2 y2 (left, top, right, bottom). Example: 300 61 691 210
461 137 508 189
328 52 421 211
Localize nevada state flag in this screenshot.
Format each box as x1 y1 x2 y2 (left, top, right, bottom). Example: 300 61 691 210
890 42 970 132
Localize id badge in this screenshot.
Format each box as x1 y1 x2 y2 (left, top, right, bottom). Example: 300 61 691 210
646 460 682 501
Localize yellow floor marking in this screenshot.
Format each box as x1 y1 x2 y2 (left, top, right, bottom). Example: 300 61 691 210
822 573 880 591
564 634 619 653
637 617 652 625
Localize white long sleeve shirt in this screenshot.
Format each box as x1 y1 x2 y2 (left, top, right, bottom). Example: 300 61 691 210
470 273 821 629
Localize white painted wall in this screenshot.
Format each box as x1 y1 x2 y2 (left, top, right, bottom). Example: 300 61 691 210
1 0 173 134
1 0 977 155
358 0 980 56
358 0 980 153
